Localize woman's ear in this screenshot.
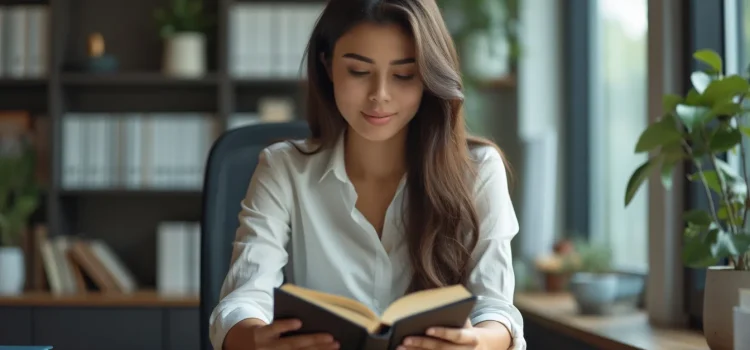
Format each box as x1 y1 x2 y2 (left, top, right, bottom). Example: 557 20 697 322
320 52 332 80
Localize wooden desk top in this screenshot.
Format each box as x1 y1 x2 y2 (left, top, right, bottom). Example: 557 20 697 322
514 292 708 350
0 290 199 307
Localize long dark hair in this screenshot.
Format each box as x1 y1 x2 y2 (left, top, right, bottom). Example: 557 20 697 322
301 0 507 292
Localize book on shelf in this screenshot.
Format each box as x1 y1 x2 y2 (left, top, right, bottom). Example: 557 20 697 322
274 284 476 350
27 226 139 295
0 4 49 78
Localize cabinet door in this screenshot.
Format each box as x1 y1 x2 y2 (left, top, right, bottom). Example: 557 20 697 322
0 307 32 345
166 307 200 350
33 307 163 350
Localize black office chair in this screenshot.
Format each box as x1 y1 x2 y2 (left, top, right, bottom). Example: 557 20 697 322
199 121 311 350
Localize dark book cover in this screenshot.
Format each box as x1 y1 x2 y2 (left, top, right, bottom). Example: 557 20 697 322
274 287 477 350
385 297 476 350
274 288 374 349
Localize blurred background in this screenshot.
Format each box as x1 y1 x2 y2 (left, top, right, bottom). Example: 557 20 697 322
0 0 748 349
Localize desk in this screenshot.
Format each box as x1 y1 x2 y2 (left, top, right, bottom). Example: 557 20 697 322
515 292 708 350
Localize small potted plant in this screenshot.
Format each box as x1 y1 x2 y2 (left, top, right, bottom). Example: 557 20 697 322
0 134 41 295
625 49 750 350
563 239 618 315
153 0 214 77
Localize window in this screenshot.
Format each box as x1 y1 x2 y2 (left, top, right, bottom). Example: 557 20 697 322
589 0 649 272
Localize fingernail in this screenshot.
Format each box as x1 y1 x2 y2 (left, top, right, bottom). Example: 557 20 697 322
427 328 436 335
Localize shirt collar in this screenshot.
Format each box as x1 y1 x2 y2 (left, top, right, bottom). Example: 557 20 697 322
319 131 348 184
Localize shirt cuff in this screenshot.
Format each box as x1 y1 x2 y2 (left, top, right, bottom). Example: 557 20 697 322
470 312 526 350
210 305 271 350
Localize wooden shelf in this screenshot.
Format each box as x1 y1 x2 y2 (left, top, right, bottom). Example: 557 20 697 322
0 290 199 307
61 72 218 87
515 292 708 350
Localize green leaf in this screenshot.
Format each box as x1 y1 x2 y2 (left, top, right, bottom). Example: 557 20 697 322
711 230 750 259
661 157 676 190
703 76 750 104
683 228 720 268
694 49 723 73
741 126 750 138
709 127 742 152
683 210 713 227
676 104 711 131
663 94 683 112
634 114 683 153
686 89 703 105
625 157 658 206
691 71 713 94
710 101 742 119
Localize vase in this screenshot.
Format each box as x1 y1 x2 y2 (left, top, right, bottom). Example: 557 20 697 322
569 272 618 315
0 246 25 295
703 266 750 350
163 32 206 78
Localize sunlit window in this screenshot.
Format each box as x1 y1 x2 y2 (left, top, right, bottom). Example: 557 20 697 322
590 0 649 272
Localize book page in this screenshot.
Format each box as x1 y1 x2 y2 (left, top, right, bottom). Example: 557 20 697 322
381 284 472 325
280 284 381 332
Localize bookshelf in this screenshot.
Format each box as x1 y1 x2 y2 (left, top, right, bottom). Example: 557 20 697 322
0 0 327 298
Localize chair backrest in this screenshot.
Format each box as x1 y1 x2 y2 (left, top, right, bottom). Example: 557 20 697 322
199 121 311 350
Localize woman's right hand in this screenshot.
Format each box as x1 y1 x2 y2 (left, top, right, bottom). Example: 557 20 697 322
224 318 340 350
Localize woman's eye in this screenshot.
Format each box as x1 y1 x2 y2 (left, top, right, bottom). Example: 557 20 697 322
348 69 368 76
394 74 415 81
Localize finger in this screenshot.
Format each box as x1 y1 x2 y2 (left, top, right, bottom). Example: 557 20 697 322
260 319 302 338
426 326 479 345
401 336 462 349
299 343 341 350
396 347 431 350
276 333 336 349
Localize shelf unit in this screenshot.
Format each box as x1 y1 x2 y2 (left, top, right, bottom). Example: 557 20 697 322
0 0 326 299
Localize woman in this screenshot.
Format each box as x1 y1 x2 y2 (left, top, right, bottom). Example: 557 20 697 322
210 0 525 349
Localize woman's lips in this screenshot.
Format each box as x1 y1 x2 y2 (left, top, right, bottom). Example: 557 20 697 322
361 111 396 126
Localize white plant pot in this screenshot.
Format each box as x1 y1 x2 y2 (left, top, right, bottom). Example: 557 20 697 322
703 266 750 350
0 246 25 295
163 32 206 78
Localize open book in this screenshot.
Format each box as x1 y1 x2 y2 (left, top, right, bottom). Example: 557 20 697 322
274 284 476 350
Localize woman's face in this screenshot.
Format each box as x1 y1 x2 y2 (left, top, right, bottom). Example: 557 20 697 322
328 21 424 142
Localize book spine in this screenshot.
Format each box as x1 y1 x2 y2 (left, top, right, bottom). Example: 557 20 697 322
362 333 390 350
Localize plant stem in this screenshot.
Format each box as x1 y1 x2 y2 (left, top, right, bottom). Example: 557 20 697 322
685 140 725 230
709 154 740 234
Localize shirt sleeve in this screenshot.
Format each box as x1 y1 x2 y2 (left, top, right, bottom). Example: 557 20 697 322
208 147 292 350
467 147 526 350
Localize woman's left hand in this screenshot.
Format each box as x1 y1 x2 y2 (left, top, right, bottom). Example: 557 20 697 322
397 320 482 350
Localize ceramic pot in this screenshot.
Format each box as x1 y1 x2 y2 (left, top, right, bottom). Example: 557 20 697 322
0 246 25 295
163 32 206 77
703 266 750 350
569 272 618 315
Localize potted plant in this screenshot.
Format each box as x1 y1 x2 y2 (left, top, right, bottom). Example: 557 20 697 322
436 0 520 80
533 238 576 292
0 134 41 295
562 239 619 315
625 49 750 350
153 0 214 77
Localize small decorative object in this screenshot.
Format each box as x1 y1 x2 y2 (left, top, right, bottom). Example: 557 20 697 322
735 289 750 350
0 133 41 296
562 239 620 315
86 32 118 73
154 0 214 77
533 239 575 292
625 49 750 350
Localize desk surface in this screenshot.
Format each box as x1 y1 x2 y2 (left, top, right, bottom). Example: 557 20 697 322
514 292 708 350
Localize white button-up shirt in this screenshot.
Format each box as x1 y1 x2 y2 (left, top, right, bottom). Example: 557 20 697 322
209 133 525 350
